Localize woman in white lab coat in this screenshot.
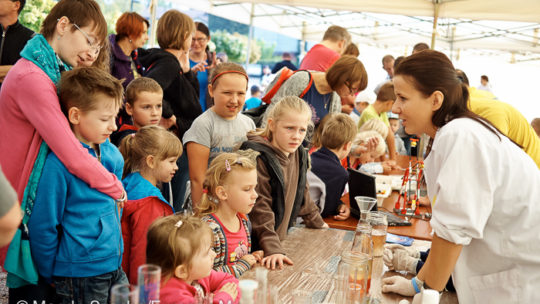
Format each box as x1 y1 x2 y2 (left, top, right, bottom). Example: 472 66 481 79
381 50 540 303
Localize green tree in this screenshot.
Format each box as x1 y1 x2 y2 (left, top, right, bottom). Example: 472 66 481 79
19 0 56 33
212 30 261 64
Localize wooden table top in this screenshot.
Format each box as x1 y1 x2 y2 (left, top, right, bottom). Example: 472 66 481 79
324 192 433 241
241 227 457 304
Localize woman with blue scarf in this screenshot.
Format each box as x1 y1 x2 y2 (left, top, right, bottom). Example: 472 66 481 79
0 0 126 303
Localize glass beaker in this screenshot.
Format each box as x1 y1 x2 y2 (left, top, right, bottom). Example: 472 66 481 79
368 211 388 257
337 251 370 304
111 283 139 304
351 223 373 294
137 264 161 304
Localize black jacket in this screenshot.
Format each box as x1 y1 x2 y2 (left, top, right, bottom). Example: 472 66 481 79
0 20 34 66
139 48 202 139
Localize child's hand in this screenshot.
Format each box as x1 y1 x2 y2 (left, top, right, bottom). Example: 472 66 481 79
334 204 350 221
252 250 264 263
262 253 293 270
218 282 238 300
241 254 257 267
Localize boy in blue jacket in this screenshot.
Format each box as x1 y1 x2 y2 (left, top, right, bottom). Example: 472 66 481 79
28 67 126 304
308 113 357 220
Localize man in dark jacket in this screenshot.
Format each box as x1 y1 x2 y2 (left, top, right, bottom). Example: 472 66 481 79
271 52 297 74
0 0 34 85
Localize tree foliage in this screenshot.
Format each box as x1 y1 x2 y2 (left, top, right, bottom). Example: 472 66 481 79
19 0 56 33
212 30 279 64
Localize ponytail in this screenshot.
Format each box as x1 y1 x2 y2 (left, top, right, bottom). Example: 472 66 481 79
119 134 137 178
118 126 183 179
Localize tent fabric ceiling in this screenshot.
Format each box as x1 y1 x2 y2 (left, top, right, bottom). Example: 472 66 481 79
185 0 540 58
244 0 540 23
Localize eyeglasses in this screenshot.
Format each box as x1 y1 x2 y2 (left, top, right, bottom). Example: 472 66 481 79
72 23 102 55
345 82 360 96
192 37 208 44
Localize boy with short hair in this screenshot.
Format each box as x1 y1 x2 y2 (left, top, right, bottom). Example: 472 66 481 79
111 77 164 146
308 113 357 220
243 85 262 111
388 115 407 155
28 67 127 303
358 81 397 160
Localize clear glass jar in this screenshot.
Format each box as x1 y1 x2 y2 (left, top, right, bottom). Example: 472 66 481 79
337 251 371 304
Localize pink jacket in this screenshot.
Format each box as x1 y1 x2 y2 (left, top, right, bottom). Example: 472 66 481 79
160 271 240 304
0 58 123 201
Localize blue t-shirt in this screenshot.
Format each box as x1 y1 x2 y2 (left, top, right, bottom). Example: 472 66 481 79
189 59 208 111
243 97 262 111
302 83 332 126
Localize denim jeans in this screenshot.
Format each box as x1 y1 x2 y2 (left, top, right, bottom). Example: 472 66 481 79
54 267 127 304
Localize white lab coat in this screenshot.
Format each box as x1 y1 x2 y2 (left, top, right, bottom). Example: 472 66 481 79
424 118 540 304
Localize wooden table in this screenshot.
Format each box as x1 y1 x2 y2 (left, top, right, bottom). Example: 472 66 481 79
241 227 457 304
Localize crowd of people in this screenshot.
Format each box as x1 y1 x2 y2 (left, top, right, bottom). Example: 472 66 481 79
0 0 539 303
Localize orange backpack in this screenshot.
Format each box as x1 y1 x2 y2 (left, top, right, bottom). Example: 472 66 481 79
261 68 313 104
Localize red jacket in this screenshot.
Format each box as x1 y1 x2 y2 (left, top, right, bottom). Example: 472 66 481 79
121 172 174 284
160 271 240 304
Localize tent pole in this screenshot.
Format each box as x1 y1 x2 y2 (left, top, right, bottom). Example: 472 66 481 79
245 3 255 69
430 1 440 49
149 0 157 48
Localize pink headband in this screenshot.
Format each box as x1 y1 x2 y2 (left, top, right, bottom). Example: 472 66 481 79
211 71 248 86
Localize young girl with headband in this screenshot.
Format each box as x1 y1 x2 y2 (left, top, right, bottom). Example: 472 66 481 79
118 126 182 284
184 63 256 207
196 152 264 278
239 96 328 270
147 214 240 304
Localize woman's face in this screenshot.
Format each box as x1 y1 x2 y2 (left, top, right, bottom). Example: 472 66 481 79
392 75 438 138
131 22 149 49
190 30 208 54
56 21 102 68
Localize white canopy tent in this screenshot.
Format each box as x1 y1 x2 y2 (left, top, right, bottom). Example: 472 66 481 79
171 0 540 62
161 0 540 120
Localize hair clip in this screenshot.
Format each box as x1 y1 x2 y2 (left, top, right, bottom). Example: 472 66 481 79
202 188 208 194
225 159 231 172
174 220 183 228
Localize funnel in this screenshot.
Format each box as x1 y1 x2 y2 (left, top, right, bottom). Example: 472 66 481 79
355 196 377 222
355 196 377 211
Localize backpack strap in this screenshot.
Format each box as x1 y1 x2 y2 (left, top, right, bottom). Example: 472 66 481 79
261 67 294 104
298 71 313 99
262 68 313 104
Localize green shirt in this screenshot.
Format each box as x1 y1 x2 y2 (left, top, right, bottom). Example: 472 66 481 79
357 104 389 129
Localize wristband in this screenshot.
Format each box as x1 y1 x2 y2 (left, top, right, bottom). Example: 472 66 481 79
411 276 423 294
115 191 126 203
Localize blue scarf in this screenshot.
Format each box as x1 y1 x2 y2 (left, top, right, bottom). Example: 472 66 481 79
20 34 72 85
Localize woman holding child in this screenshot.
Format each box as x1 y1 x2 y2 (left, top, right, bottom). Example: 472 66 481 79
381 50 540 303
0 0 126 302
